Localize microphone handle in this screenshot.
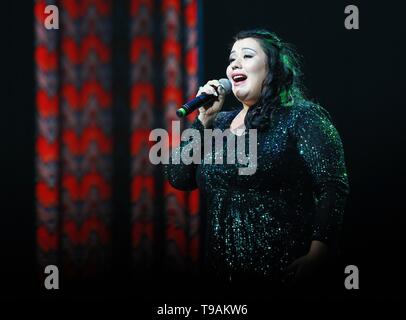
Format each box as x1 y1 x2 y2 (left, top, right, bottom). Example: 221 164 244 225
176 94 216 117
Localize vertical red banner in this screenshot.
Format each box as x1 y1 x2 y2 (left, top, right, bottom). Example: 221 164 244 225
35 0 60 272
162 0 188 270
130 0 156 269
183 0 200 265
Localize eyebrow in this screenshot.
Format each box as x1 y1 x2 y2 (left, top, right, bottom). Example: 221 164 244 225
230 47 257 54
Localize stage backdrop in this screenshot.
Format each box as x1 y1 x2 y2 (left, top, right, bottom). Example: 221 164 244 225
34 0 202 280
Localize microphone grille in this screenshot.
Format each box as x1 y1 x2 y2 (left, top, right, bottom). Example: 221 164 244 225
219 78 232 94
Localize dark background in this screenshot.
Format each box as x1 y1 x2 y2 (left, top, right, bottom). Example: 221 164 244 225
202 0 406 300
3 0 406 304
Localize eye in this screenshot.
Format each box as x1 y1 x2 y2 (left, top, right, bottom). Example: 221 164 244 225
244 54 253 59
228 58 235 63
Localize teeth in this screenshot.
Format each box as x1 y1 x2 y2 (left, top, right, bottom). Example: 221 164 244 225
233 75 246 81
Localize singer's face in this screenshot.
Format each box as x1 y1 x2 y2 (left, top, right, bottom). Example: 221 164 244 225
226 38 268 107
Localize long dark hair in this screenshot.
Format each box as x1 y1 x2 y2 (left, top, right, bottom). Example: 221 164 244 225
232 29 306 131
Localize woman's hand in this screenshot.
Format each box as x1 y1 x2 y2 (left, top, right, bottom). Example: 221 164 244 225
196 80 226 128
285 240 328 284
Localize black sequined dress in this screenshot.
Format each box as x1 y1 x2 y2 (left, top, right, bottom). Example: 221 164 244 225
165 101 349 281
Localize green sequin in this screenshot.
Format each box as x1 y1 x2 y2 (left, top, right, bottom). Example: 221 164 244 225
165 101 349 281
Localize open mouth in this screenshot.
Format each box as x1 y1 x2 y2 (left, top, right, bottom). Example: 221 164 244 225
232 74 247 83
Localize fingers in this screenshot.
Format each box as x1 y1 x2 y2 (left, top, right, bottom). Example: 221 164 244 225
196 80 222 97
286 260 298 273
287 259 312 282
208 80 225 97
206 79 220 87
197 85 218 97
284 259 300 285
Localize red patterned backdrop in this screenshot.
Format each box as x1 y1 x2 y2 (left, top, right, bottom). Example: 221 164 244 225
35 0 202 280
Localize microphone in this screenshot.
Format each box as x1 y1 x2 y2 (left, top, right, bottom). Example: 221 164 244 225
176 78 232 117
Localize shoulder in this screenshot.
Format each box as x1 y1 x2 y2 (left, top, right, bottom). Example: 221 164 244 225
288 100 344 143
284 100 336 135
289 100 333 123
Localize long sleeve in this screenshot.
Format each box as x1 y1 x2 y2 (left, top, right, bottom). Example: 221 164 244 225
163 117 206 191
292 104 350 248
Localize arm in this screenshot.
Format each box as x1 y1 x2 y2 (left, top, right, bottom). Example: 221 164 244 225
163 117 206 191
287 104 350 279
164 79 227 191
295 104 349 248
